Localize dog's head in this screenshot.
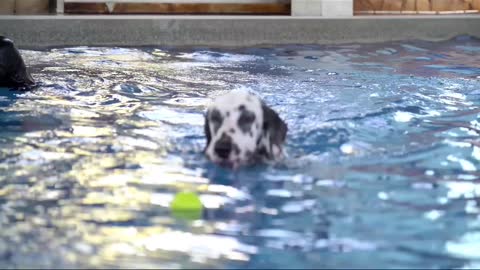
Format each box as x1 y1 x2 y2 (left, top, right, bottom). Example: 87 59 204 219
204 90 287 169
0 36 35 88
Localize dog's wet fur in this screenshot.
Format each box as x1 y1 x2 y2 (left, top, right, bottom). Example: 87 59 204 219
204 90 288 169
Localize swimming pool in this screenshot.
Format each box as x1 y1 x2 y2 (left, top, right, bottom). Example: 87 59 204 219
0 36 479 268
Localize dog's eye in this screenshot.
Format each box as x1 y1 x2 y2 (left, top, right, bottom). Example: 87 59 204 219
238 111 255 125
210 110 222 123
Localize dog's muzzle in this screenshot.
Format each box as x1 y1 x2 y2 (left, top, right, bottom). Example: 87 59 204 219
214 134 233 160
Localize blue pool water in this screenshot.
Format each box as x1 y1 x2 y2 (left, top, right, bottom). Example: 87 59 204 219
1 36 480 268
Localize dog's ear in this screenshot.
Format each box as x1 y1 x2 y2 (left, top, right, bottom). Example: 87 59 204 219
204 109 211 151
261 103 287 158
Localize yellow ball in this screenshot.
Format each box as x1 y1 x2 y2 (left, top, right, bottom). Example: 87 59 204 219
170 191 203 220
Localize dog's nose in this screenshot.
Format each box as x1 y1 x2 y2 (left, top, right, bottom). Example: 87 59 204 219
214 136 232 159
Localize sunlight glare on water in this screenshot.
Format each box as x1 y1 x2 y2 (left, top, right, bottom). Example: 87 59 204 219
0 36 480 268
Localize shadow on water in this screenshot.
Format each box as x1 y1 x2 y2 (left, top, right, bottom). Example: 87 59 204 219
0 87 65 162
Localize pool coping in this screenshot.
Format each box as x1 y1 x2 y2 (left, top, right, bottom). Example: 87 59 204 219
1 15 480 48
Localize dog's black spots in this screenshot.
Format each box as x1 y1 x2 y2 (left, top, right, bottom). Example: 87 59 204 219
257 146 270 159
238 109 256 134
210 109 222 121
204 91 288 167
219 132 231 141
233 143 240 155
263 121 269 131
210 109 223 133
256 136 262 146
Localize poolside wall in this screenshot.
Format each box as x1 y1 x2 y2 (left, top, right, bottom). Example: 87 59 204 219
0 15 479 48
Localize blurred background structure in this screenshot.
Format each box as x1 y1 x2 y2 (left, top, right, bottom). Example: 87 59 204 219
0 0 479 16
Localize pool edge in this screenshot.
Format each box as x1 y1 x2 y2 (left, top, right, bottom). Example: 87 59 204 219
1 15 480 48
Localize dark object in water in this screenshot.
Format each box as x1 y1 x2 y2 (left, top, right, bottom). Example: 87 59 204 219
0 36 35 89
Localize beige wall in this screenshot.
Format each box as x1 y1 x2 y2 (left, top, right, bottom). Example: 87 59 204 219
0 0 50 14
0 0 15 14
355 0 480 13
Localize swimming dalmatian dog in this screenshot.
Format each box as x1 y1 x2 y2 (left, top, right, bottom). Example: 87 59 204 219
0 36 35 89
204 90 288 169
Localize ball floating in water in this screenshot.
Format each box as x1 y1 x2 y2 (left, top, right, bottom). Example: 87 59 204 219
170 191 203 220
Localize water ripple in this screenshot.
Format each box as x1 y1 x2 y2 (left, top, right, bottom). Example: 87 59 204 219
0 37 479 268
